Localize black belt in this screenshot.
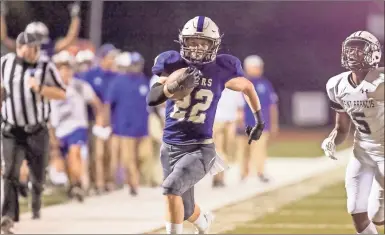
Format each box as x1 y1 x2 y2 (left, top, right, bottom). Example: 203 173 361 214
1 122 46 134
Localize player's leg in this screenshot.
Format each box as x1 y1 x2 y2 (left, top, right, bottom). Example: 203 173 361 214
138 136 155 186
66 129 88 201
80 144 90 194
225 121 236 163
183 187 214 234
108 135 120 191
121 136 140 195
212 122 225 187
368 159 384 226
66 144 84 202
251 132 270 182
161 144 216 234
345 155 378 233
93 137 105 192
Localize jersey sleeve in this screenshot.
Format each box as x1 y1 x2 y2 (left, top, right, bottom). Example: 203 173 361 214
81 80 96 102
44 62 66 90
236 91 245 108
326 76 345 112
151 50 182 76
217 54 245 82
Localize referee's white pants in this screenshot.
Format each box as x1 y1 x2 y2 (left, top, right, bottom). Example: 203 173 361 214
345 150 384 223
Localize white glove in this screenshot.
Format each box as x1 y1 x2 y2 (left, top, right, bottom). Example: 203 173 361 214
321 130 337 160
92 126 111 140
69 1 80 17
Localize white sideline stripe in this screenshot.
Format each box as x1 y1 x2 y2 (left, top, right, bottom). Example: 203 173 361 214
244 223 353 229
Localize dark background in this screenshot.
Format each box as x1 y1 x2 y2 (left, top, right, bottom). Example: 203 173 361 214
3 1 384 126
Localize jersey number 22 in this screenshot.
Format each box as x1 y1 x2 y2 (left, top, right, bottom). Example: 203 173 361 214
170 89 214 124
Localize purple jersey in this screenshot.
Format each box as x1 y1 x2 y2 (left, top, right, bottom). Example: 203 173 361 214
152 50 244 145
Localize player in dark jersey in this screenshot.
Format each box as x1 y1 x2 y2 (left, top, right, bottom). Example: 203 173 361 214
0 1 81 59
147 16 265 234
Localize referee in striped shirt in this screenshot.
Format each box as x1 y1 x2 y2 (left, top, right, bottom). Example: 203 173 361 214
0 32 66 234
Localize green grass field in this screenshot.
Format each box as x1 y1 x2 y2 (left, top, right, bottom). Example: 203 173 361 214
268 139 352 158
225 182 384 234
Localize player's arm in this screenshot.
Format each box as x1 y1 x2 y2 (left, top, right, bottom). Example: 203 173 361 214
225 77 264 144
54 2 81 53
1 9 16 51
146 75 169 106
329 111 351 146
321 76 351 159
83 80 105 126
146 67 200 106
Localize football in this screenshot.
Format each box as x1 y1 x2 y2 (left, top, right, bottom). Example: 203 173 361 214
165 67 194 100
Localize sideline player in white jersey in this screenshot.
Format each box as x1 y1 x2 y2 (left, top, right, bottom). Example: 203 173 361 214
50 51 104 201
322 31 384 234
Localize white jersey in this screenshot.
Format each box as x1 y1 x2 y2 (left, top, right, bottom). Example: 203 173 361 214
326 67 384 160
50 78 95 138
215 88 245 122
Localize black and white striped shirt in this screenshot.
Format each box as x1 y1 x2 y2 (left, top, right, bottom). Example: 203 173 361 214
0 53 66 127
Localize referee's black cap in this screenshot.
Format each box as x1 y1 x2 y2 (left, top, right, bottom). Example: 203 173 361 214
16 32 41 46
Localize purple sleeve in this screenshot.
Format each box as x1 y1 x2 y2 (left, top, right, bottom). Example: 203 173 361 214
266 80 278 104
217 54 245 83
151 50 181 76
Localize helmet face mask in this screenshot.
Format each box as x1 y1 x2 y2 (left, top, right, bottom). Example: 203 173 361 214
181 36 217 64
341 31 382 72
178 16 222 65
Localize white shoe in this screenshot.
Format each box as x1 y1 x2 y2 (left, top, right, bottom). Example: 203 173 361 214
194 211 215 234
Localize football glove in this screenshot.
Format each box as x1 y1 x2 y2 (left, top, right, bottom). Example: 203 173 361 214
245 110 265 144
321 130 337 160
167 66 202 94
69 1 80 18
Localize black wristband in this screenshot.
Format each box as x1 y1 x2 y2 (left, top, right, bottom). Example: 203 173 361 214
253 110 264 124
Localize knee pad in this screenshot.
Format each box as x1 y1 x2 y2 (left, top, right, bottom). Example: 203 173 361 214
162 176 183 196
347 196 368 215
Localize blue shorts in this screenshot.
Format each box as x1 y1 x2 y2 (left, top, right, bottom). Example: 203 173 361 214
59 128 88 157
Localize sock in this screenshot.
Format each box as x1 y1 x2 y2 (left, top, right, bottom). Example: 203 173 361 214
358 222 378 234
165 222 183 234
193 212 208 232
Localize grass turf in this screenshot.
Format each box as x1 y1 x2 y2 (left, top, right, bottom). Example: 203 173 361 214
225 182 384 234
268 139 352 157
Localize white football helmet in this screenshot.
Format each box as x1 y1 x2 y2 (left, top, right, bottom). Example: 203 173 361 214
75 49 95 64
52 50 75 66
178 16 222 64
25 21 50 44
115 52 132 67
341 31 382 71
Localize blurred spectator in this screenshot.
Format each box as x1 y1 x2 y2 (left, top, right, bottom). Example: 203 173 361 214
81 43 119 193
0 1 81 58
212 89 244 188
105 52 153 195
75 49 95 74
240 55 279 183
50 51 104 201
